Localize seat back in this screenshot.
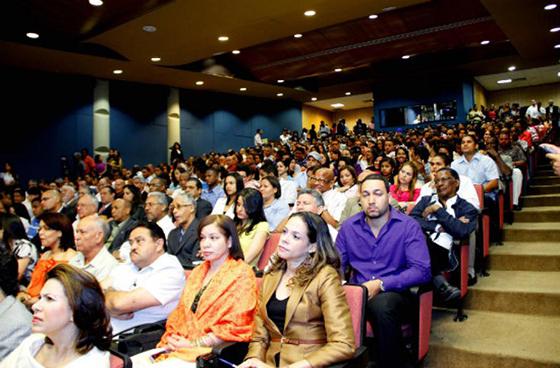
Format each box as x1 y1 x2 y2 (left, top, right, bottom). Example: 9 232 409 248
342 284 367 348
474 184 484 208
110 349 131 368
257 232 281 270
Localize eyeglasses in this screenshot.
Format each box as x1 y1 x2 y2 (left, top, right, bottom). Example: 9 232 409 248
173 203 193 210
308 176 330 184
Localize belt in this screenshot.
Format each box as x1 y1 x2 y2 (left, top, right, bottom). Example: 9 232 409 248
271 337 327 345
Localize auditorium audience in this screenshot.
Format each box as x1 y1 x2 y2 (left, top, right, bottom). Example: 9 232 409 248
212 172 244 219
241 212 355 367
3 263 112 367
144 192 174 238
260 175 290 231
184 177 213 220
389 161 421 209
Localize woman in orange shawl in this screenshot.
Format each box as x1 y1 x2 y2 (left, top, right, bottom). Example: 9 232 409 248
17 213 76 308
155 214 258 363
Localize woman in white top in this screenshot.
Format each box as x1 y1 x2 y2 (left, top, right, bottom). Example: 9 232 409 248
212 172 244 219
1 264 112 368
1 213 38 285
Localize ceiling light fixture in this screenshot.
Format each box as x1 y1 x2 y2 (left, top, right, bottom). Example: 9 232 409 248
480 40 490 45
26 32 39 39
555 44 560 49
195 81 204 86
89 0 103 6
334 68 342 72
150 57 161 62
277 93 284 97
240 87 247 91
402 55 411 59
232 50 240 54
294 33 303 38
368 14 379 19
497 79 512 84
218 36 229 41
331 103 345 108
508 65 516 71
383 6 397 11
544 4 557 10
311 97 318 101
142 25 157 33
304 10 316 17
113 70 123 75
277 79 284 83
345 92 351 96
557 71 560 77
550 27 560 32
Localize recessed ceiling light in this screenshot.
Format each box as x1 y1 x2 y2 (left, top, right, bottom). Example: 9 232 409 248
331 103 345 108
557 71 560 77
334 68 342 72
195 81 204 86
480 40 490 45
113 69 123 75
311 97 318 101
294 33 303 38
368 14 379 19
232 50 240 54
508 65 516 71
497 79 512 84
345 92 351 96
383 6 397 11
240 87 247 91
550 27 560 32
402 55 411 59
304 10 316 17
89 0 103 6
276 93 284 97
555 44 560 49
142 25 157 33
277 79 284 83
544 4 557 10
26 32 39 39
218 36 229 42
150 57 161 62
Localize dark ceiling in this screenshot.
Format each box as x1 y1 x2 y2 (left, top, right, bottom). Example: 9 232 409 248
0 0 558 102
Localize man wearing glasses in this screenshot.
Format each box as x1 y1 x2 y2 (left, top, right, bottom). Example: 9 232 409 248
167 193 201 268
309 167 347 228
103 222 185 334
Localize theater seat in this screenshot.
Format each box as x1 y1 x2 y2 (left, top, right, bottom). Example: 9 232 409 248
257 232 281 271
365 284 433 362
474 184 490 276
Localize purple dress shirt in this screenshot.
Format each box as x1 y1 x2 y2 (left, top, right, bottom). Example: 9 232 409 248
336 207 431 292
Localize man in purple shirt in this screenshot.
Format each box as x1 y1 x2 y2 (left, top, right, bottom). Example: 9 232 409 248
336 174 431 368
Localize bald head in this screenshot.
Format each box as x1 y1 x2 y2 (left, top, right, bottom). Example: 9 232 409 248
313 168 335 193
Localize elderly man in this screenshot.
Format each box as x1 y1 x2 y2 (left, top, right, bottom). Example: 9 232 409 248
71 216 118 282
102 222 185 333
310 167 347 228
184 177 212 220
72 193 99 231
60 185 78 221
411 168 478 302
107 198 139 255
168 192 200 268
144 192 174 239
114 178 125 199
294 188 338 242
336 174 431 368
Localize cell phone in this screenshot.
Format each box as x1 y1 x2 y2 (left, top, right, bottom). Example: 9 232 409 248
539 144 560 154
150 349 168 362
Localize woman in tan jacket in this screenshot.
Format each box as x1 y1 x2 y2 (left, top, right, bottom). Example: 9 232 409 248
240 212 355 368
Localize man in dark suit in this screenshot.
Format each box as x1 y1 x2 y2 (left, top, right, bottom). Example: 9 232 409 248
107 198 138 254
167 192 200 268
185 177 212 220
98 185 115 219
410 168 478 302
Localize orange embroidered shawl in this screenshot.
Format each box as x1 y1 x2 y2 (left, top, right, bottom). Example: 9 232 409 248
157 257 258 361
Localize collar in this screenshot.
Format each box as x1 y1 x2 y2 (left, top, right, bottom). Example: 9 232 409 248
440 195 458 209
353 205 403 227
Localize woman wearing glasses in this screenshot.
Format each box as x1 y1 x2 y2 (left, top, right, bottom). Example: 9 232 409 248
138 215 258 365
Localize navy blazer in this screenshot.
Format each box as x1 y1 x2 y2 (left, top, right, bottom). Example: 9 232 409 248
167 218 200 268
195 198 212 220
410 195 478 240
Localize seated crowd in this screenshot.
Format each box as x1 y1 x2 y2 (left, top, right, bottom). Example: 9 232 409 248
0 100 557 368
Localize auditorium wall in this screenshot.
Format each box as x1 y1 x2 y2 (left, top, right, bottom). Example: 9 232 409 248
302 105 333 130
486 82 560 108
0 68 301 184
333 107 373 131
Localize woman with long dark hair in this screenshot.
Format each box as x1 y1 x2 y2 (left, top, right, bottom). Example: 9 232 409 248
212 172 244 219
235 188 269 266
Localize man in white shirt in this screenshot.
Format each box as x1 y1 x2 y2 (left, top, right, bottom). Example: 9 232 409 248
71 216 118 282
72 194 99 232
310 168 347 228
102 222 185 334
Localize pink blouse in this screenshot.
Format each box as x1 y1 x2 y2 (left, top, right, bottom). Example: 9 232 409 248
389 184 420 203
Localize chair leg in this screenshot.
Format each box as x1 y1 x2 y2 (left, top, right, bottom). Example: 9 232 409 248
454 300 468 322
